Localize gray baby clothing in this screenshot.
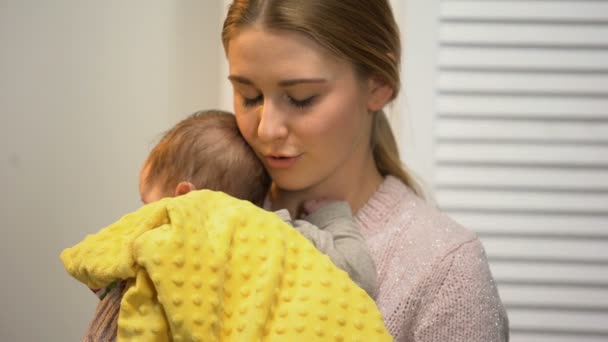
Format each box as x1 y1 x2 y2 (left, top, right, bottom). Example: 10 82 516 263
274 201 377 298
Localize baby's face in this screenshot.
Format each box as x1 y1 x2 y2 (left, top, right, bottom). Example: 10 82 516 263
138 164 169 204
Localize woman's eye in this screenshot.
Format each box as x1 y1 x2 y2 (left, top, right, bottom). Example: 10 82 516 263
243 94 263 107
288 95 316 109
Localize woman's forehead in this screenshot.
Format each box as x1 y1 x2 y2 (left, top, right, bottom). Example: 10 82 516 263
226 27 348 83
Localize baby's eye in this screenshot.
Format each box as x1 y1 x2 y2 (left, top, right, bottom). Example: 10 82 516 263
243 94 263 107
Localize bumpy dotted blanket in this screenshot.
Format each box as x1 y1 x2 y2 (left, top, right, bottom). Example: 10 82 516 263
61 190 392 341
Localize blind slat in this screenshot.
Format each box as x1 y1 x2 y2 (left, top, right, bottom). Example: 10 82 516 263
438 95 608 118
441 1 608 22
440 23 608 46
481 237 608 263
500 284 608 309
436 143 608 166
449 211 608 237
437 118 608 143
437 166 608 192
437 189 608 214
509 309 608 334
492 262 608 286
440 47 608 71
510 333 607 342
439 71 608 95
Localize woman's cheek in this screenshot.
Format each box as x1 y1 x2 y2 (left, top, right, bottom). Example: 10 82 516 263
309 102 349 139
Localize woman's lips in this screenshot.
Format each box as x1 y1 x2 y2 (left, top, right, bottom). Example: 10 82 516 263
265 154 302 169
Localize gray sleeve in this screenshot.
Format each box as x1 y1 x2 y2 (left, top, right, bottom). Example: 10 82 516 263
290 202 378 298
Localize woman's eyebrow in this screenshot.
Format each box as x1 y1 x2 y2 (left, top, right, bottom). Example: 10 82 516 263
228 75 327 87
228 75 253 85
279 78 327 87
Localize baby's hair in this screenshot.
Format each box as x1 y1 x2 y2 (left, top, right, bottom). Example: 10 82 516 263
143 110 270 206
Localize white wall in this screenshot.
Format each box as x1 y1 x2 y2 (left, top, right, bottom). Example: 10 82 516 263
0 1 222 340
393 0 441 197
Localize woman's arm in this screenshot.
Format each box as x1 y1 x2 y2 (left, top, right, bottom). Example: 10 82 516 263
83 281 124 341
412 239 509 342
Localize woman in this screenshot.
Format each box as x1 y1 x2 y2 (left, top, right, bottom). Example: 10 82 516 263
223 0 509 341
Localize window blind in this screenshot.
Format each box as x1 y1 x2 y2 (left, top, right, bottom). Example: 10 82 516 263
436 1 608 341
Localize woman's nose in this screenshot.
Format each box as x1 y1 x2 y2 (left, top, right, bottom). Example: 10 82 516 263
257 101 288 142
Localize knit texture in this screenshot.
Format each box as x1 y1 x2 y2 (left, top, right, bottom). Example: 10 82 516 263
83 282 124 341
62 190 391 341
356 176 509 341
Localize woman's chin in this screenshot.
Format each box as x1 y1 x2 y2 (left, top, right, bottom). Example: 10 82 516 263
270 174 315 193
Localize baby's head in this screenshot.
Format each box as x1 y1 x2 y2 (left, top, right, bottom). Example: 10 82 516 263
139 110 270 206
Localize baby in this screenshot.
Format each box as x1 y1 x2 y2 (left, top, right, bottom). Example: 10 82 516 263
84 110 377 340
138 109 377 296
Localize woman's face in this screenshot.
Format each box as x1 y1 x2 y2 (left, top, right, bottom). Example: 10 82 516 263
227 28 384 194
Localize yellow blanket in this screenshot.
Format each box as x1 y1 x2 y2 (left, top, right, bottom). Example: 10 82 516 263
61 190 392 341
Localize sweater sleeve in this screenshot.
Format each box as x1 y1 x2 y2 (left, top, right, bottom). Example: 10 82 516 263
291 202 378 298
412 239 509 342
83 281 124 341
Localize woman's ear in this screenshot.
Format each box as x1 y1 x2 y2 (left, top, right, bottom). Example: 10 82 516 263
366 76 394 112
174 181 196 197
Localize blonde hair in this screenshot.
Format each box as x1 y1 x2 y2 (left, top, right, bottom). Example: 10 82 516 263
144 110 270 206
222 0 424 197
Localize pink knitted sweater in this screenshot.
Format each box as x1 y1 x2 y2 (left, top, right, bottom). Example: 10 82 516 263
356 176 509 341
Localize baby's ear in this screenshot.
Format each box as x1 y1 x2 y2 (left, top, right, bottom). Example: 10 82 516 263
174 181 196 197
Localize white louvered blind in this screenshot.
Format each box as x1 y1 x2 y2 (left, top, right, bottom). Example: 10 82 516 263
435 1 608 341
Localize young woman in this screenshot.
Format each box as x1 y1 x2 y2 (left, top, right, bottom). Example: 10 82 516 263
223 1 509 341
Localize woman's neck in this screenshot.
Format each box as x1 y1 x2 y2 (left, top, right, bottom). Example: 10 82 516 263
268 153 384 218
